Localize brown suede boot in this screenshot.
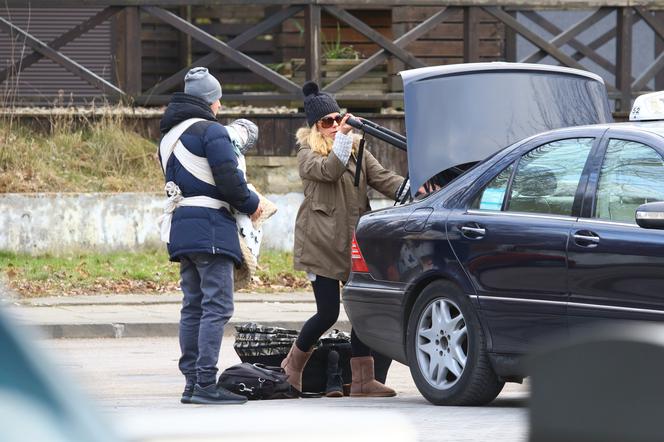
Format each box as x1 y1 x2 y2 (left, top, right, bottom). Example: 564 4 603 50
280 343 313 392
350 356 397 397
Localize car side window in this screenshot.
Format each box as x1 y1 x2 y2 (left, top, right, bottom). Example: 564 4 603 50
506 138 594 216
471 164 514 210
594 139 664 224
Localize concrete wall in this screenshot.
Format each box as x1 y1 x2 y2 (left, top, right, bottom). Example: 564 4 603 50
0 156 397 254
0 192 394 255
0 193 164 254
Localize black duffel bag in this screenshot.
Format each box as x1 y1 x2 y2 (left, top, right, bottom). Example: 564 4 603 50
217 363 298 400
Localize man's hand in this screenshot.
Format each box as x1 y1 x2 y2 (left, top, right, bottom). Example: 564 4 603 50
250 203 263 222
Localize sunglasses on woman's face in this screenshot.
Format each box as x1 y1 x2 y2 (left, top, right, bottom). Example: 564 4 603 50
319 114 343 129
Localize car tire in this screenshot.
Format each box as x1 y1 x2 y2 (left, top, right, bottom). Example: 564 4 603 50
406 280 504 405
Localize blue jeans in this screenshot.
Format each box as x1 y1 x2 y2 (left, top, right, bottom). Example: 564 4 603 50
178 253 234 386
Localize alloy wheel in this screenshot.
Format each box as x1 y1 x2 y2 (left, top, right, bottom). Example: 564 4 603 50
415 297 468 389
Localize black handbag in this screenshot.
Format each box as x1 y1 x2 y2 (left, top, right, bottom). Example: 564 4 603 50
233 324 354 393
217 362 298 400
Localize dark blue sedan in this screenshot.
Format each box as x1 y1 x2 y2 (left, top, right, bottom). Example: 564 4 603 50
342 64 664 406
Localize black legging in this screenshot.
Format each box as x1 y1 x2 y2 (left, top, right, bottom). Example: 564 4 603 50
296 275 371 355
295 275 392 382
296 274 392 359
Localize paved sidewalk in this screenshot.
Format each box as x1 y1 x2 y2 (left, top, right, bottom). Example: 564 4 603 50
1 291 350 339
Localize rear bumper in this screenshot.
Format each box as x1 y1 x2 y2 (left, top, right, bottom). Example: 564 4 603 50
342 277 409 363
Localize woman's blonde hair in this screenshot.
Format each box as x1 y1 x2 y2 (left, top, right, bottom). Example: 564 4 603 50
303 123 356 156
306 123 334 156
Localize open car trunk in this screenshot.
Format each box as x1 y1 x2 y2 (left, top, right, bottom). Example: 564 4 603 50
399 62 613 195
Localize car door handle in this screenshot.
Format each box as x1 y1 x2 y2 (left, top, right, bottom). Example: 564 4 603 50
573 230 600 248
460 224 486 239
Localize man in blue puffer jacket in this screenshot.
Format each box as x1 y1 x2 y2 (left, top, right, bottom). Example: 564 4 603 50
158 67 262 405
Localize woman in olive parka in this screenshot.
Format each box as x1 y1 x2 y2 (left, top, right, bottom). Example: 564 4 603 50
281 81 408 397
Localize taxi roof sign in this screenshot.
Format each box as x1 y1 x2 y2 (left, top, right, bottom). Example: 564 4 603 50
630 91 664 121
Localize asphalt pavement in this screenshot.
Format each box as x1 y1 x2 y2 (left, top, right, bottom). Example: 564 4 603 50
42 337 529 442
1 286 530 441
1 291 348 339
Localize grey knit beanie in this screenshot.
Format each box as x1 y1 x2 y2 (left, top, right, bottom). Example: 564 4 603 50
184 67 222 104
226 119 259 154
302 81 340 127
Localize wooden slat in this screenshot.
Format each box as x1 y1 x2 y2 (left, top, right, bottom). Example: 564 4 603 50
616 6 633 112
3 0 663 7
228 6 303 47
192 39 275 53
484 6 592 71
521 8 612 63
395 22 501 40
0 15 125 96
504 10 517 61
464 6 480 62
393 7 464 23
177 6 191 68
321 10 392 27
321 27 392 42
0 6 121 83
125 6 142 95
148 6 302 95
258 117 277 155
142 46 180 57
279 28 392 48
142 5 300 93
4 2 661 109
632 51 664 91
657 12 664 90
571 23 619 61
522 10 616 75
140 30 182 41
273 117 294 155
324 7 453 93
636 6 664 41
191 4 266 21
190 23 253 35
633 7 664 90
405 40 503 57
305 4 322 83
280 10 390 29
324 5 426 68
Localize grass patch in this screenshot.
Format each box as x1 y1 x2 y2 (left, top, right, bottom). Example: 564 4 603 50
0 112 163 193
0 248 180 297
254 250 309 291
0 249 307 297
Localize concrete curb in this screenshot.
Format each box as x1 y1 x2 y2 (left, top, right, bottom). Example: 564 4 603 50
27 320 352 339
5 291 350 340
12 292 316 307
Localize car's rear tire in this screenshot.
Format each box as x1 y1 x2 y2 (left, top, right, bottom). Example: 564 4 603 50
406 280 504 405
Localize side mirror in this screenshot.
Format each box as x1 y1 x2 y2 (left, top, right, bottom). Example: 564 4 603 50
635 202 664 229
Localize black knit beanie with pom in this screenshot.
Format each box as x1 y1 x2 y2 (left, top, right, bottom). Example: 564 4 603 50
302 81 341 127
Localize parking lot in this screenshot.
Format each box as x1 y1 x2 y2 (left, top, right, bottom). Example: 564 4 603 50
40 337 529 442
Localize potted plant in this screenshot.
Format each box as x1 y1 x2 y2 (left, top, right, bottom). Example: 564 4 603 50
286 24 387 95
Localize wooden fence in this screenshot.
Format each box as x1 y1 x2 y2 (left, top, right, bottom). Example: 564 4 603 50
1 1 663 114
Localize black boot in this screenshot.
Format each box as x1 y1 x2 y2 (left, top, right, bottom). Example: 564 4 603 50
325 350 344 398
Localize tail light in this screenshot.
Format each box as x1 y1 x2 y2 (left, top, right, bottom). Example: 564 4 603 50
351 234 370 273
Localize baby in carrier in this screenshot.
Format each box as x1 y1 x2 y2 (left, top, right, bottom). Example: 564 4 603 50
225 119 277 287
